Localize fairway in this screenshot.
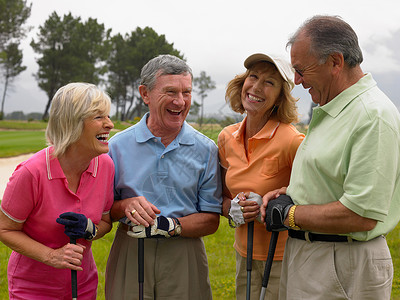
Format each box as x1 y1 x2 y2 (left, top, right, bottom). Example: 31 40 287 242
1 127 400 299
0 131 47 157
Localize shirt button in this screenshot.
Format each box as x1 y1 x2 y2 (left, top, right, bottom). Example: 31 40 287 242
153 138 158 142
161 155 165 159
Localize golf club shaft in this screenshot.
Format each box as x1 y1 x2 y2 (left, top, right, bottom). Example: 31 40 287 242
259 231 279 300
246 221 254 300
70 238 77 300
138 238 144 300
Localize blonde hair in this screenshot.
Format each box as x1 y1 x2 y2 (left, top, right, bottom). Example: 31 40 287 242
46 82 111 157
225 64 299 124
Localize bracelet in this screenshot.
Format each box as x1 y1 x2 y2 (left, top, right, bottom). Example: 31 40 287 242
288 205 300 230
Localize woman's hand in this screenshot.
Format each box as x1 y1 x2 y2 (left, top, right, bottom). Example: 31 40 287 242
45 243 86 271
238 192 262 223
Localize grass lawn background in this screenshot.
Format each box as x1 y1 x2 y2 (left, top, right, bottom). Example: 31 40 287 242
0 121 399 299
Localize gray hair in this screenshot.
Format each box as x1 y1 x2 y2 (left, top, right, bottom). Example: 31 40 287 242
140 54 193 90
287 15 363 67
46 82 111 157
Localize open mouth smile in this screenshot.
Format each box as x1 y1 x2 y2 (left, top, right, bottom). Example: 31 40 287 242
248 94 264 103
167 109 182 115
96 133 110 142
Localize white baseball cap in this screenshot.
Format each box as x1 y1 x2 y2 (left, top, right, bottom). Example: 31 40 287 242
244 53 295 90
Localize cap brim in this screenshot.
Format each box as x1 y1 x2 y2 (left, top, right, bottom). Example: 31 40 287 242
244 53 295 90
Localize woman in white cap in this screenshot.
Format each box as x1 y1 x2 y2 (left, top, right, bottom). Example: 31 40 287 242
218 53 304 299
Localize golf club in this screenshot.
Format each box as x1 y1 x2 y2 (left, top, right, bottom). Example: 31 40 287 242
138 238 144 300
70 237 78 300
246 221 254 300
259 231 279 300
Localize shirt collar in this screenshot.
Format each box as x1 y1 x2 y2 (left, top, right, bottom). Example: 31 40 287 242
319 73 376 118
135 112 194 145
45 147 99 180
232 116 281 141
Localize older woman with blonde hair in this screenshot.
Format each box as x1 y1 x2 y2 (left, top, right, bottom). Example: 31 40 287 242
0 82 114 299
218 53 304 299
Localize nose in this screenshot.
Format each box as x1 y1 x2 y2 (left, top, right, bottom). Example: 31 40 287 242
294 72 303 85
105 116 114 130
253 79 263 92
172 93 186 106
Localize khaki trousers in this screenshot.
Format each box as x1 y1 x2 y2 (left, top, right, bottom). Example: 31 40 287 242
280 235 393 300
235 251 282 300
105 225 212 300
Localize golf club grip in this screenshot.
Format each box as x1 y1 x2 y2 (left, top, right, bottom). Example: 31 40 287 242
70 238 78 299
246 221 254 271
261 231 279 288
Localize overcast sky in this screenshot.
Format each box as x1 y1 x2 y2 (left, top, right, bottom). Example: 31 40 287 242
3 0 400 122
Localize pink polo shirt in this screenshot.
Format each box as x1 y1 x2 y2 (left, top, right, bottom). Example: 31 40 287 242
1 147 114 299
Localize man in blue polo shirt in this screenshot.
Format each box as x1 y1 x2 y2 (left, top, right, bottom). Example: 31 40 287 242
262 15 400 300
105 54 222 300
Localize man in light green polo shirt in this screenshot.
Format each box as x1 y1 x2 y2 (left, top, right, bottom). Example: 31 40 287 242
262 15 400 300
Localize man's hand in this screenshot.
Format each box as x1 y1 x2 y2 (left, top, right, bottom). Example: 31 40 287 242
261 187 287 222
265 195 294 232
56 212 97 240
122 196 161 227
127 216 181 238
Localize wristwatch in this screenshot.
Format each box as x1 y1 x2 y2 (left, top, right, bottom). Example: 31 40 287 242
288 205 301 230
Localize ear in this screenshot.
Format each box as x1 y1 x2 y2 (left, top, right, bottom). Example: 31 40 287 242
330 53 344 75
139 85 150 105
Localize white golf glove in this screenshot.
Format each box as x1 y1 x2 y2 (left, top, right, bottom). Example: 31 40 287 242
229 192 263 227
127 216 181 238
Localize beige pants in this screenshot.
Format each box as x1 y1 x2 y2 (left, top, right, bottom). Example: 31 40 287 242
105 226 212 300
235 251 282 300
280 235 393 300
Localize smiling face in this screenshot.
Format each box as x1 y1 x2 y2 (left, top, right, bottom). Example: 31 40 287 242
74 112 114 158
290 34 335 106
241 62 283 118
140 72 192 139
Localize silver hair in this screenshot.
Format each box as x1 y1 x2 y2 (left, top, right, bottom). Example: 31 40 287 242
287 15 363 67
140 54 193 90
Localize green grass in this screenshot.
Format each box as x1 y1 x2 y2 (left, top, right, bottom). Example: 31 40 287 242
1 122 400 299
0 217 235 300
0 120 47 130
0 131 47 157
2 220 400 299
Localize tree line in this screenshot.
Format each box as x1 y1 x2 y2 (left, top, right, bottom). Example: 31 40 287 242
0 0 215 122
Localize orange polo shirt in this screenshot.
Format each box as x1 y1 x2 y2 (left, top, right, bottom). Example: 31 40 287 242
218 117 304 260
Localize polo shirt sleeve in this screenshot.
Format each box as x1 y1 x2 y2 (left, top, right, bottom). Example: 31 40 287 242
1 164 37 222
287 130 305 167
340 117 400 221
197 145 223 214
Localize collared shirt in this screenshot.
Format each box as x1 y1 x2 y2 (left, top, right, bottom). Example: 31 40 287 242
1 146 114 298
287 73 400 241
218 117 304 260
108 113 222 218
